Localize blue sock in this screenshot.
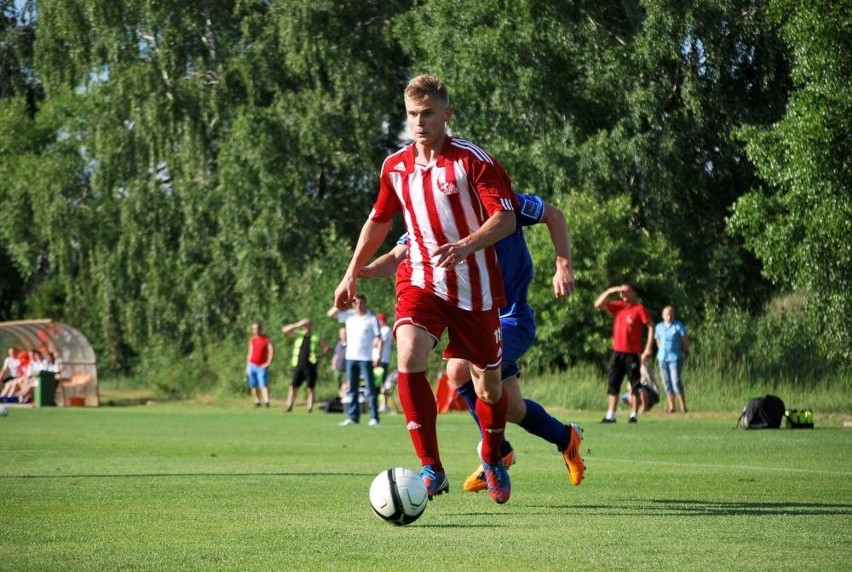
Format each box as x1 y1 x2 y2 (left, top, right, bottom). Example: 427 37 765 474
519 399 571 451
455 379 483 438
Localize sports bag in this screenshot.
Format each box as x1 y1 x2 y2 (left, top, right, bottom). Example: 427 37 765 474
784 408 814 429
737 394 786 429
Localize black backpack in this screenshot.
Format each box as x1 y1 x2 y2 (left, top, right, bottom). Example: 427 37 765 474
737 395 786 429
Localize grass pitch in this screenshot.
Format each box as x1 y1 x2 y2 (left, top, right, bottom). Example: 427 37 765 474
1 402 850 571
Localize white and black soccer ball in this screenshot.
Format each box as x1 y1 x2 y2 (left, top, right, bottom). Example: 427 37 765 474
369 467 428 526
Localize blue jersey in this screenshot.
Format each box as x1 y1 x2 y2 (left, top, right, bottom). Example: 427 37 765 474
496 194 544 320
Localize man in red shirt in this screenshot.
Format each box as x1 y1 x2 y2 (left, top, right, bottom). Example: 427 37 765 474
333 75 516 504
246 322 274 408
595 284 654 423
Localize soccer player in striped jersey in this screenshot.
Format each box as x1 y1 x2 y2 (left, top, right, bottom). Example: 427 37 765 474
333 75 516 504
363 190 586 492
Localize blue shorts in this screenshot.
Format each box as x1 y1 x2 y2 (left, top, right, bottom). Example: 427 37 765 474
247 364 269 389
499 308 536 381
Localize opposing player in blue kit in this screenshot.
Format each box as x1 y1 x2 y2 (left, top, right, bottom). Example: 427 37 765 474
362 190 586 491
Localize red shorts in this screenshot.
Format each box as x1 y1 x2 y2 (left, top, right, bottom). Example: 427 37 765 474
394 286 503 371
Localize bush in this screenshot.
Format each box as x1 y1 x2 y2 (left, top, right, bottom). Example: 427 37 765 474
135 344 220 399
691 294 838 384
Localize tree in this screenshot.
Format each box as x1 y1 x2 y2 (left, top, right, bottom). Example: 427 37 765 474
393 0 788 314
729 0 852 360
0 0 39 316
1 0 411 369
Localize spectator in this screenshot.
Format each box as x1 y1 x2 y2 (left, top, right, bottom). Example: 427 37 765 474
331 327 348 396
1 349 31 402
379 369 399 415
622 359 660 412
1 349 43 403
655 305 691 413
374 313 394 413
328 294 382 426
595 284 654 423
281 318 330 413
0 348 19 385
246 322 274 408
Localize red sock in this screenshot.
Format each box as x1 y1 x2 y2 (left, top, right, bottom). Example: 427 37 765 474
476 390 507 464
397 371 442 472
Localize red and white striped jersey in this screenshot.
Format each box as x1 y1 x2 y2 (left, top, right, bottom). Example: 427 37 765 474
370 136 514 311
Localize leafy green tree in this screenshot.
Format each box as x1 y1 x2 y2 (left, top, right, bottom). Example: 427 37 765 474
0 0 39 315
394 0 788 314
1 0 846 388
1 0 411 370
730 0 852 360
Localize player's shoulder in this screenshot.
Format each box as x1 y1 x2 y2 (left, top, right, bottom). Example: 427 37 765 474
381 145 412 174
447 137 494 164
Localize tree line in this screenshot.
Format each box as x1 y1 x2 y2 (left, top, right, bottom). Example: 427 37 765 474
0 0 849 379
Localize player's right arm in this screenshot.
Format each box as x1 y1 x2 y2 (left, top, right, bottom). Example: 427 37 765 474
433 149 516 268
433 210 515 268
334 218 392 309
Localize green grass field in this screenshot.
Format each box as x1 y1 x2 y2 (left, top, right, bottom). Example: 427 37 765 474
2 401 850 571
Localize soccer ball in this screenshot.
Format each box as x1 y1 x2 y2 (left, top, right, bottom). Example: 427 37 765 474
369 467 429 526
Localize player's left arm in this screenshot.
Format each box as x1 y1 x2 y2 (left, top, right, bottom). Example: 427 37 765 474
540 202 575 298
360 242 408 278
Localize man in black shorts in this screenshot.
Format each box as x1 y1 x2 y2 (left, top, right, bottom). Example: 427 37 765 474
282 318 329 413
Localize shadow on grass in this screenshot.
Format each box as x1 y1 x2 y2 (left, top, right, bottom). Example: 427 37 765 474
646 498 852 516
536 499 852 517
5 471 378 479
99 397 157 407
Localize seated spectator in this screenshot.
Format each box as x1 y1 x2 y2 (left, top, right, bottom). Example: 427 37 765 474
621 359 660 412
1 349 44 403
379 369 399 415
0 349 29 402
0 348 20 385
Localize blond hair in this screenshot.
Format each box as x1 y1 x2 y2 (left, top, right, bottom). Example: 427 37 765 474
405 75 449 106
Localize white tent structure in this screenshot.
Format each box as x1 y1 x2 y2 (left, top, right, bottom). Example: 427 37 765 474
0 319 99 406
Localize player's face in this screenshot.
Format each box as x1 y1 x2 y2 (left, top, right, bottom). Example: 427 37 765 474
405 95 451 150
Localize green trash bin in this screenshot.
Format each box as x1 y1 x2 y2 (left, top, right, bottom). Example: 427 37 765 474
35 371 57 407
